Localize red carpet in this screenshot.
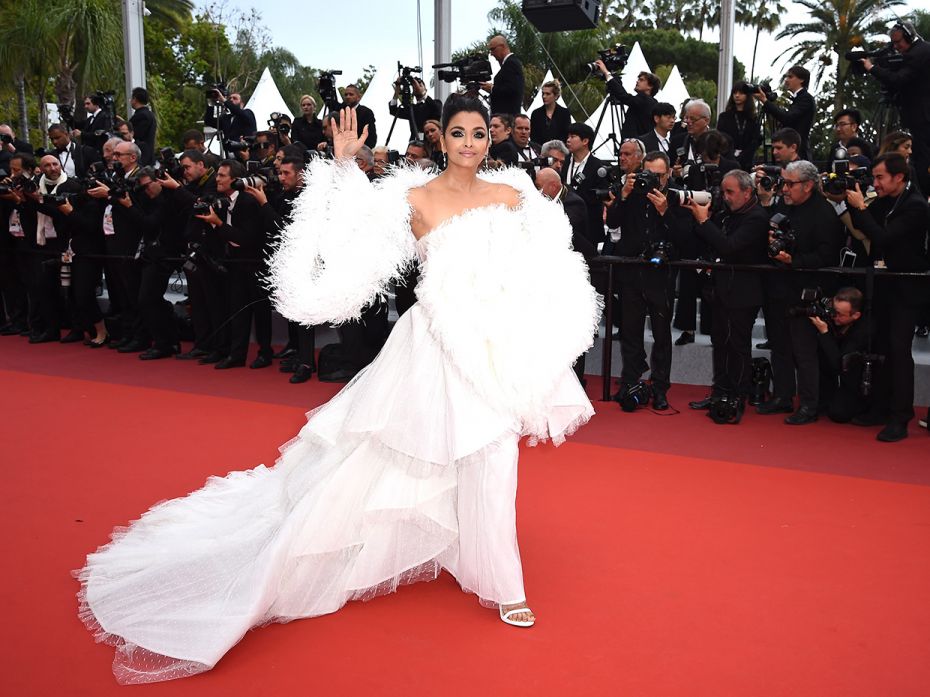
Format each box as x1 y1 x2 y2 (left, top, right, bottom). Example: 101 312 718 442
2 338 929 696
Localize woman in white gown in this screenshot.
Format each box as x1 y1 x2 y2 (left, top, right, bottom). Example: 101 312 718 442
76 97 602 684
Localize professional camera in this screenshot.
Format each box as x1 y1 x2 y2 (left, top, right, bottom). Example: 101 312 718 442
708 393 745 424
0 133 12 146
767 213 795 257
156 147 184 180
614 380 651 412
682 160 722 189
757 164 783 191
224 136 256 154
666 188 712 206
191 194 229 217
231 172 278 193
593 163 624 201
841 351 885 397
845 43 904 76
822 168 873 195
268 112 290 135
44 192 76 207
643 240 674 266
433 56 493 89
739 81 777 101
586 44 628 76
787 287 837 321
394 62 424 101
57 103 76 129
91 90 117 125
181 241 228 276
318 70 343 111
517 156 556 172
632 169 661 194
205 82 228 102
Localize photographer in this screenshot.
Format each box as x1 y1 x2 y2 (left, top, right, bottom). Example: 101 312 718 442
291 95 326 151
683 170 770 414
482 35 524 118
170 149 228 363
595 61 661 140
753 128 801 207
756 161 843 425
122 167 188 359
258 156 316 383
204 90 257 144
811 287 874 423
339 84 377 148
563 123 608 245
73 94 114 155
128 87 157 166
607 151 691 410
0 153 35 336
530 79 571 145
845 152 930 441
389 74 441 136
180 129 221 168
670 99 712 179
828 109 872 167
754 66 815 160
48 123 100 179
194 159 272 370
0 123 33 174
859 23 930 194
488 114 520 167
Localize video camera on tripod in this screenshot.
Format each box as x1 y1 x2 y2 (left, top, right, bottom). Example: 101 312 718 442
318 70 343 112
433 55 492 93
845 43 904 76
586 45 628 77
395 62 424 100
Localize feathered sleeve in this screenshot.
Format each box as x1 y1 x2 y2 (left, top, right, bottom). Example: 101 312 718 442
266 159 433 326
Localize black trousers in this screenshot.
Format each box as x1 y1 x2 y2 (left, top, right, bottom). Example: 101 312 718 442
619 279 673 391
106 256 144 342
673 268 712 334
766 299 820 408
710 302 758 397
33 252 64 334
297 324 316 368
70 255 103 334
138 261 178 350
0 245 28 327
873 297 920 425
184 264 229 353
227 264 271 361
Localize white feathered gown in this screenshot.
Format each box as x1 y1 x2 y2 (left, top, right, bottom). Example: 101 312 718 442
76 161 603 683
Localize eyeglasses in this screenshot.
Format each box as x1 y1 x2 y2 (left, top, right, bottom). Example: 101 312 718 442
782 179 805 187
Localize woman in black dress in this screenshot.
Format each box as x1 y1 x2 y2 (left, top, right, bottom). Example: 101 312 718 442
530 79 571 145
716 82 760 171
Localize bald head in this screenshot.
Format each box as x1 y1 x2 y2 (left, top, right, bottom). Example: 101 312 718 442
488 34 510 62
535 167 563 199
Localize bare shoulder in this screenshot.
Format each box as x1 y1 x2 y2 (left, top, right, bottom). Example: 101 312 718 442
406 184 432 240
482 181 522 208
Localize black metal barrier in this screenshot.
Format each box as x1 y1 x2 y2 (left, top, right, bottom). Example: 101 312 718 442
589 255 930 402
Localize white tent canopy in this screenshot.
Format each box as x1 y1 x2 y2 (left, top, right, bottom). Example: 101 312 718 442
619 42 651 93
655 65 691 112
245 67 293 130
526 69 567 116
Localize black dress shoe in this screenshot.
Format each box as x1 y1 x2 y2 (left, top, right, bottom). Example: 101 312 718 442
755 340 772 349
674 331 694 346
19 327 33 337
215 356 246 369
29 331 60 344
117 339 149 353
785 406 818 425
289 364 315 384
279 357 298 373
250 354 273 369
175 348 210 360
877 422 908 442
689 395 713 410
0 324 26 336
652 390 669 411
139 346 176 360
198 351 225 365
60 330 85 344
756 398 794 415
273 346 297 359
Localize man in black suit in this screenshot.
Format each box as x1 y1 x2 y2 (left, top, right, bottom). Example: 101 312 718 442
129 87 157 166
204 91 257 144
670 99 712 180
73 94 113 154
194 159 272 370
48 123 100 179
563 123 607 246
0 123 33 174
755 65 815 160
482 35 524 117
595 61 661 139
638 102 676 157
512 113 541 166
340 84 377 148
861 23 930 195
683 170 770 412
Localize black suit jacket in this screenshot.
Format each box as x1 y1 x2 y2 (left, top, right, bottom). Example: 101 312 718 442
715 111 760 170
78 110 113 153
58 141 101 179
606 78 657 139
563 154 607 245
204 101 257 143
558 186 593 260
638 130 671 157
761 89 815 159
216 191 266 262
868 39 930 128
291 116 325 150
530 104 571 145
490 54 525 117
129 106 157 166
0 138 33 174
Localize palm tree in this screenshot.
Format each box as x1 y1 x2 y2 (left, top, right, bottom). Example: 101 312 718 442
736 0 786 81
684 0 720 41
774 0 904 109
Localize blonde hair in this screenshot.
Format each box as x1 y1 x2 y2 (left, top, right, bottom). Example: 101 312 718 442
299 94 317 111
542 79 561 98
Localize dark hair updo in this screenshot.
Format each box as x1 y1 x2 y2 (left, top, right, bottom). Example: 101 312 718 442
441 94 490 134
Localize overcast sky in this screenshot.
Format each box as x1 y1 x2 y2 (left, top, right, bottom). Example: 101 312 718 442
204 0 923 91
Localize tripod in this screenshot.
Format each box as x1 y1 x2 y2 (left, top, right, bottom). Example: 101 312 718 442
868 92 901 146
591 95 625 159
385 84 419 147
203 100 230 160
